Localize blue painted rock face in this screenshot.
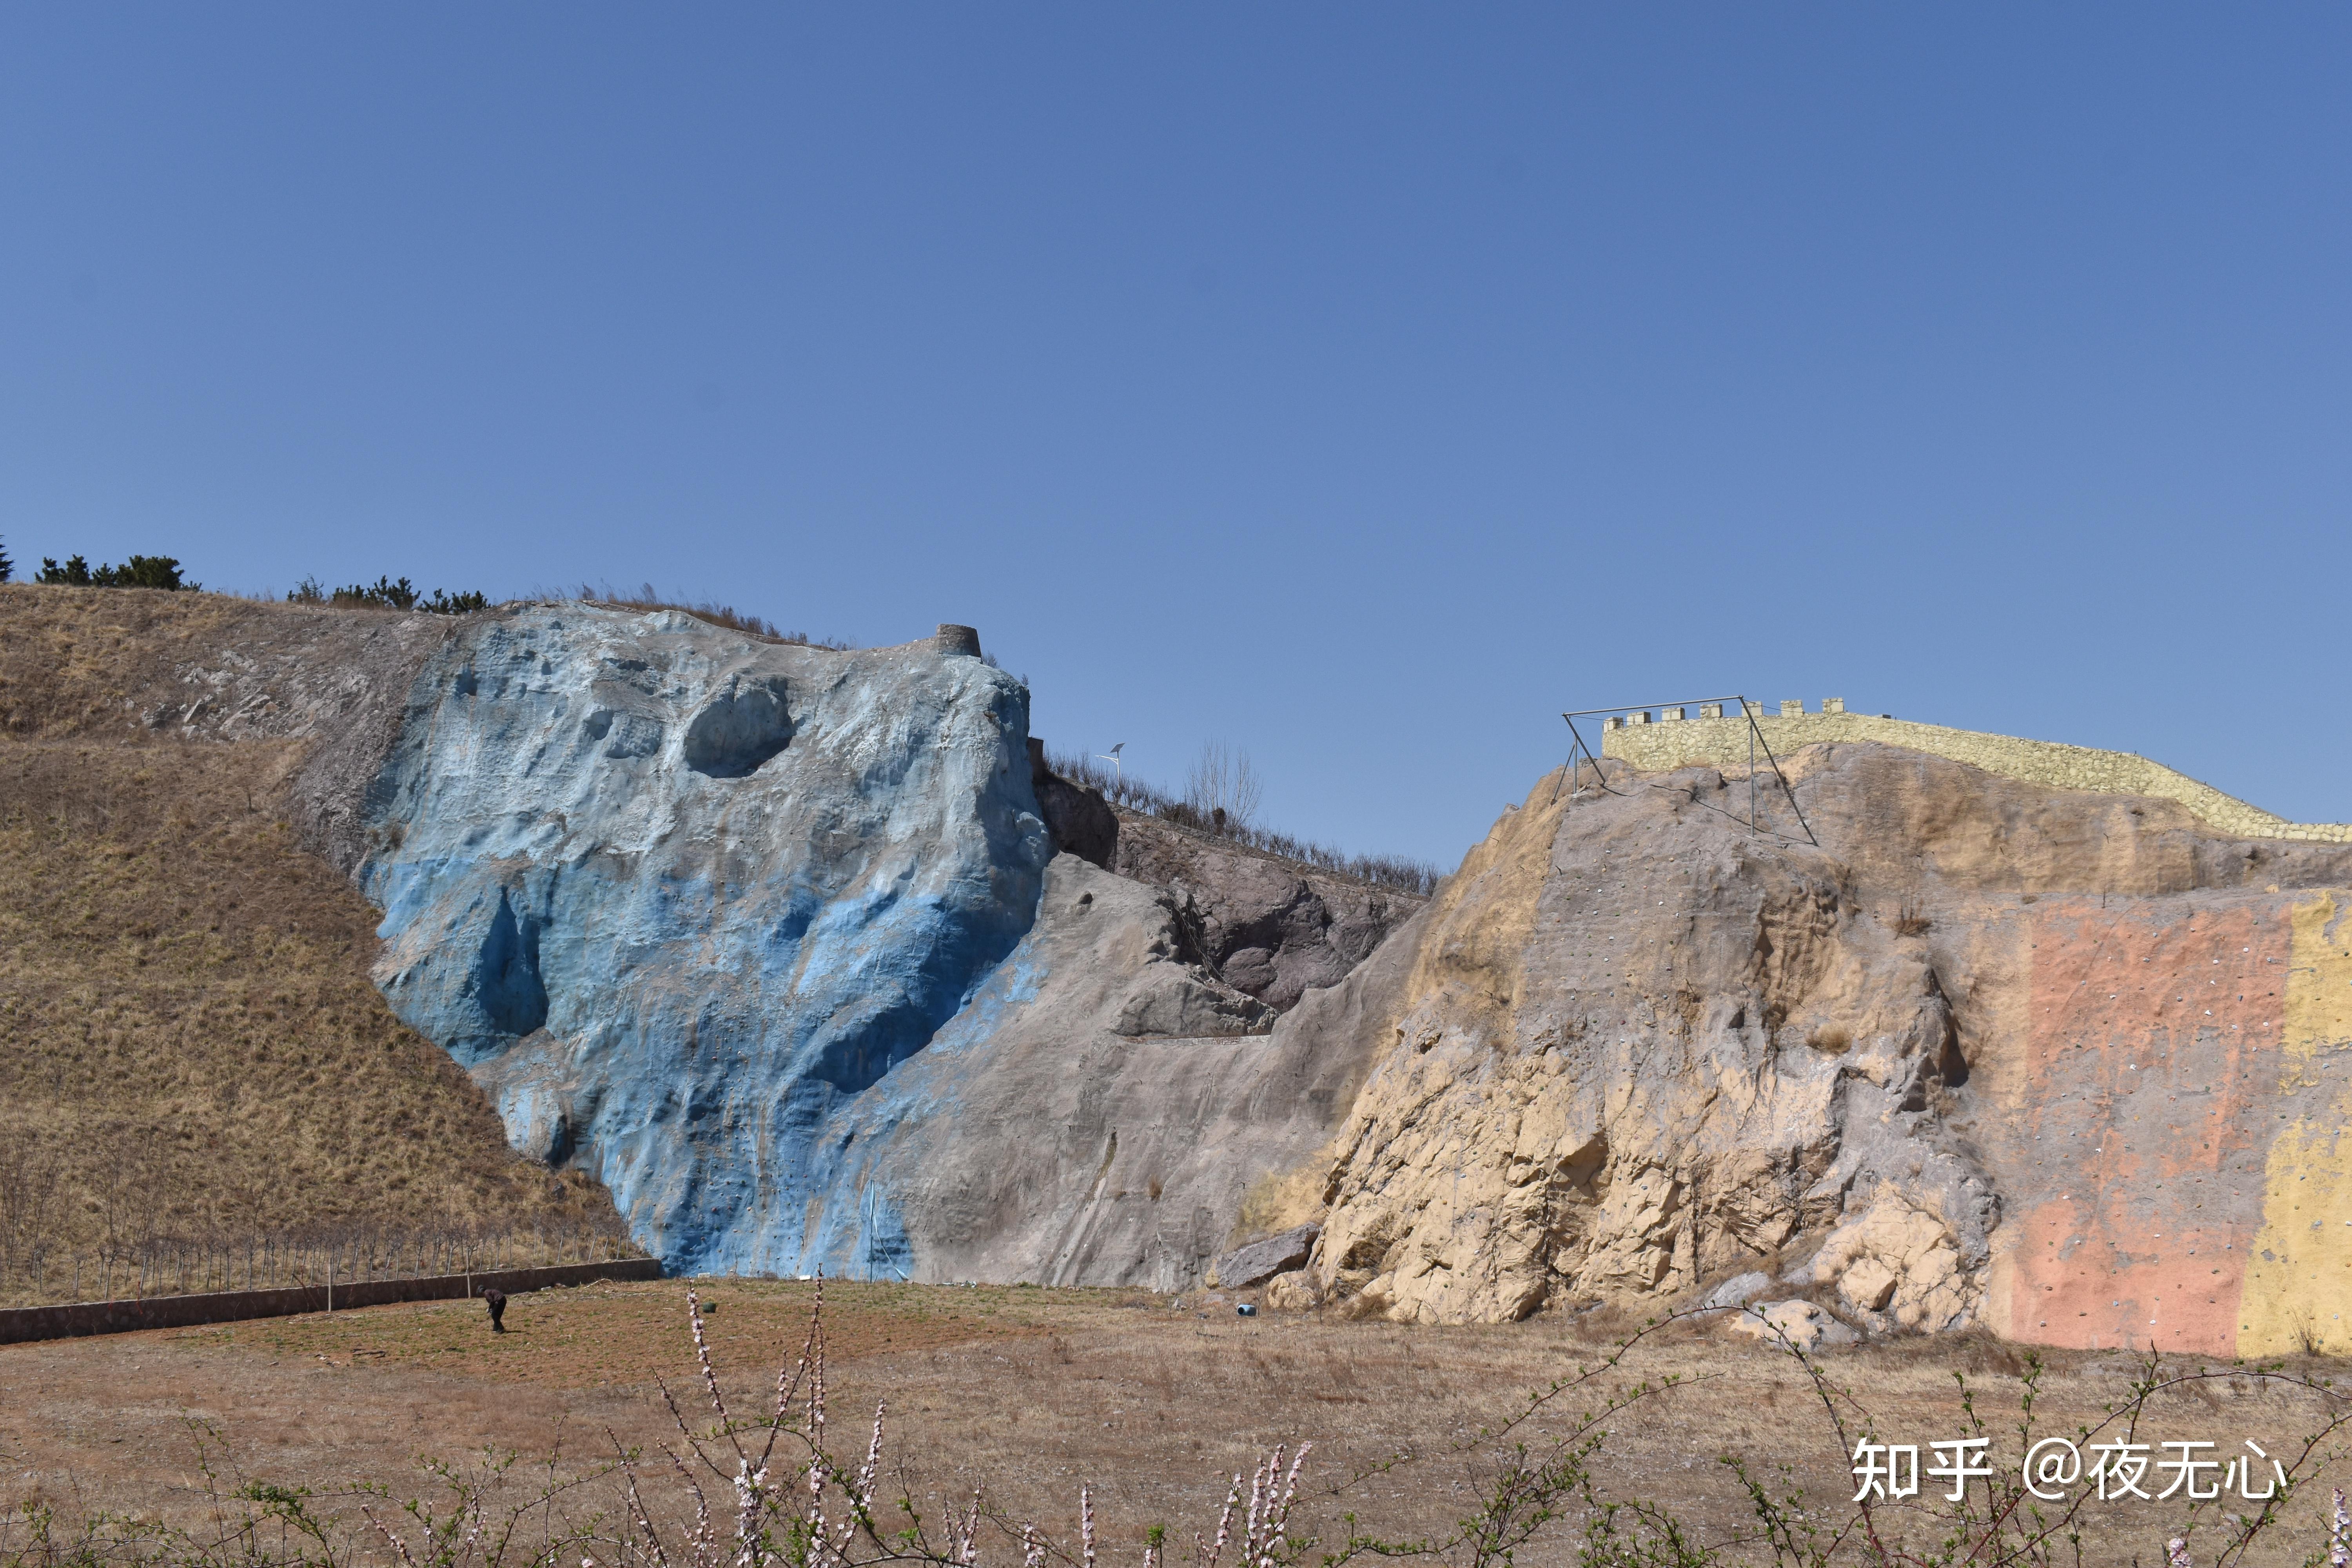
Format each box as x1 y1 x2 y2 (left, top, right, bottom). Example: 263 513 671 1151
361 606 1050 1276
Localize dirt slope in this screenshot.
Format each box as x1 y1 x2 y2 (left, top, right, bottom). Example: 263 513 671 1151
0 587 628 1305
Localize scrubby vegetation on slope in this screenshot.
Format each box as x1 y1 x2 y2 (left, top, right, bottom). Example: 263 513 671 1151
574 582 857 648
1047 746 1441 895
287 575 488 613
33 554 197 590
0 585 410 738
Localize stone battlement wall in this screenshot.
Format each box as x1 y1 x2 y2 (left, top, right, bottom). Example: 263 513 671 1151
1598 700 2352 844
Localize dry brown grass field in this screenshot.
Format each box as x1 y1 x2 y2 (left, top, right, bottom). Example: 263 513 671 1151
4 1281 2348 1565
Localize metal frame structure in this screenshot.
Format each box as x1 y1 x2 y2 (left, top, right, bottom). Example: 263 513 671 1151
1552 696 1818 846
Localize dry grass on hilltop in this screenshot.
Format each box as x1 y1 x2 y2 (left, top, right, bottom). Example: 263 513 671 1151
572 582 857 648
0 585 349 739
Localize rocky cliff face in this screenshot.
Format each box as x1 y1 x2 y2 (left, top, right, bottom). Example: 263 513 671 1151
1111 813 1425 1011
803 852 1367 1289
176 597 1412 1289
4 591 1361 1290
35 591 2335 1347
355 605 1053 1276
1026 739 1118 870
1254 744 2352 1357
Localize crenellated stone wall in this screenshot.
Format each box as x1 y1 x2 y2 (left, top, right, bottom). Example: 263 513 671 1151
1599 700 2352 844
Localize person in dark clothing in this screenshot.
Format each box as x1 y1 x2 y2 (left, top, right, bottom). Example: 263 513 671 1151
484 1289 508 1333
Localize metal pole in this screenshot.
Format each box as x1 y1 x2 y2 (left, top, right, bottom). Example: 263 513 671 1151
1549 728 1580 807
1746 701 1757 834
1745 717 1819 847
1563 717 1626 800
1551 720 1592 808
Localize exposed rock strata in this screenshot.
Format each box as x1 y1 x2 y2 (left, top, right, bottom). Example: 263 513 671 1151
29 589 2344 1352
1027 738 1118 869
812 855 1364 1289
1255 744 2352 1355
1111 811 1425 1010
1298 764 1994 1328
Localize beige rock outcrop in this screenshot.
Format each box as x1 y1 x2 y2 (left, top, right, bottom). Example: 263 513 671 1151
1263 1269 1322 1311
1812 1197 1968 1329
1301 754 1987 1327
1256 739 2352 1347
1726 1299 1858 1351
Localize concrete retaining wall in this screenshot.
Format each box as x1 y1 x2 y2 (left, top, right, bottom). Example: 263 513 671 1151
0 1257 664 1346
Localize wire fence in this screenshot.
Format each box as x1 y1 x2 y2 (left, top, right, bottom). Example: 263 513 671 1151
0 1216 641 1309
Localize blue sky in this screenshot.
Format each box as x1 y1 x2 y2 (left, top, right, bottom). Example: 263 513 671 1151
5 6 2348 866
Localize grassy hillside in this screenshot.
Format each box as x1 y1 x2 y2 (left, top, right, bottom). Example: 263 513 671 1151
0 587 630 1305
1 583 300 736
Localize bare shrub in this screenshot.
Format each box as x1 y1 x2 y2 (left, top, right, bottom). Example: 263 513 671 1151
1045 747 1440 897
285 575 489 613
1183 743 1263 832
0 1142 53 1291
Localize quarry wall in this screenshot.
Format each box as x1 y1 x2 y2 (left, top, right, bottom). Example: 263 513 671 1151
345 604 1359 1292
1109 810 1426 1011
1256 733 2352 1356
16 586 2342 1350
1986 889 2352 1357
801 852 1372 1292
358 606 1054 1279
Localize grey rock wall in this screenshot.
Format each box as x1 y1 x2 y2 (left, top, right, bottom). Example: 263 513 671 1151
1111 813 1426 1010
815 854 1368 1288
1027 738 1118 869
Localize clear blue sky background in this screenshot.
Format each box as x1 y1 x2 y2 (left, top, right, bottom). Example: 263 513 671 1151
5 7 2348 868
